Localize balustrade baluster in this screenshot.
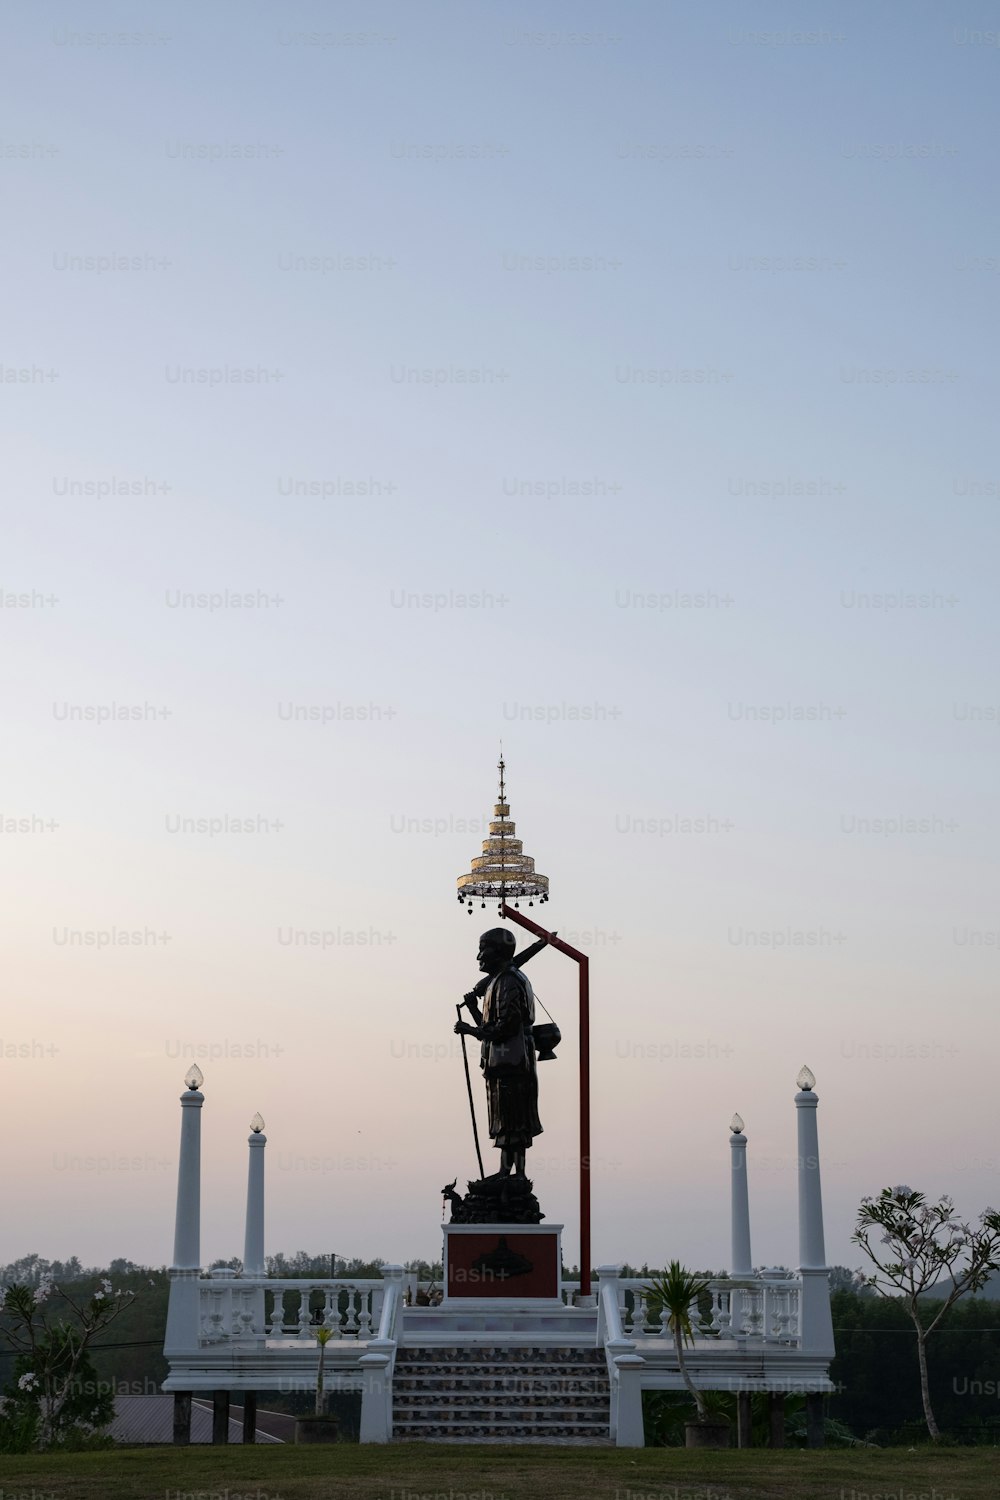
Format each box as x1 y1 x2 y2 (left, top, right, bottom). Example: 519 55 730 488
296 1286 312 1339
762 1286 777 1342
344 1285 360 1336
209 1289 225 1342
357 1287 373 1339
747 1290 763 1341
731 1287 746 1339
199 1286 213 1341
265 1289 279 1336
245 1284 264 1338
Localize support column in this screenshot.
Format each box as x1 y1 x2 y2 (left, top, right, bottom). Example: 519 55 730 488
243 1119 266 1274
729 1113 752 1354
613 1354 646 1447
359 1352 392 1443
172 1391 192 1446
165 1071 204 1357
767 1392 785 1449
806 1392 825 1448
729 1116 752 1274
796 1069 825 1269
243 1117 267 1344
795 1067 835 1357
242 1392 257 1444
212 1389 230 1445
736 1390 752 1448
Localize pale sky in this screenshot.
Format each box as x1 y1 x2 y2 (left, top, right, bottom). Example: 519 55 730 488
3 1 999 1278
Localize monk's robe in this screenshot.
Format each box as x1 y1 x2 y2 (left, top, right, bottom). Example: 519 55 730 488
477 963 543 1149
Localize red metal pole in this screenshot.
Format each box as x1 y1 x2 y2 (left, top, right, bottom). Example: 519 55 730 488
578 954 590 1299
501 904 591 1297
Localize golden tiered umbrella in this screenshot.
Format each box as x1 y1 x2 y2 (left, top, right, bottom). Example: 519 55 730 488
457 756 550 914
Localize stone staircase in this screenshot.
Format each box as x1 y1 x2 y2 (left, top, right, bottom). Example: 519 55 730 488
391 1345 611 1444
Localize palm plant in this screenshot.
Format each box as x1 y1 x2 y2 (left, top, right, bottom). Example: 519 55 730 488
643 1261 712 1424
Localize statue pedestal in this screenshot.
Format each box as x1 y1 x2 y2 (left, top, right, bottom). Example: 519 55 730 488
443 1223 563 1303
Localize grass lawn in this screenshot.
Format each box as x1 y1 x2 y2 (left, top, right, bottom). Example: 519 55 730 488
0 1444 996 1500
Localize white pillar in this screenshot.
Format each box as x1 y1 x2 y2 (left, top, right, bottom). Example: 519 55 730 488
613 1353 646 1447
795 1071 825 1269
243 1125 266 1275
165 1075 204 1356
795 1067 834 1356
173 1081 203 1268
359 1352 392 1443
730 1115 752 1275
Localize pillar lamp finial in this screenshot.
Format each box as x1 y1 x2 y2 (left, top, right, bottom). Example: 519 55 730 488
250 1112 265 1134
730 1112 745 1134
184 1064 204 1092
797 1065 816 1092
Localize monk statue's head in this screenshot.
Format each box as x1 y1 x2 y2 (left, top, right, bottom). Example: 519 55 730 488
477 927 515 975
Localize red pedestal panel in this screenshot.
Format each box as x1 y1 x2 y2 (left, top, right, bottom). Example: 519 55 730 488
445 1229 560 1299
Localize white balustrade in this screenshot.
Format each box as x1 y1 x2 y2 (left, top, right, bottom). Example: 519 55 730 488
604 1275 805 1349
198 1278 385 1344
200 1270 805 1349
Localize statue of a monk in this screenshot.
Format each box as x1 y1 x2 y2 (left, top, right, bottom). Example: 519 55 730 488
454 927 543 1177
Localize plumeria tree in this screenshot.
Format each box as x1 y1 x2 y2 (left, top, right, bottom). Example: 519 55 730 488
0 1274 135 1449
853 1185 1000 1441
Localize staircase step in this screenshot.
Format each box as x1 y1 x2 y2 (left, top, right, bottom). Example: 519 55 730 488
396 1350 606 1361
395 1387 608 1399
394 1379 609 1392
394 1434 613 1446
395 1392 605 1404
396 1368 606 1376
394 1420 610 1433
391 1343 610 1445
